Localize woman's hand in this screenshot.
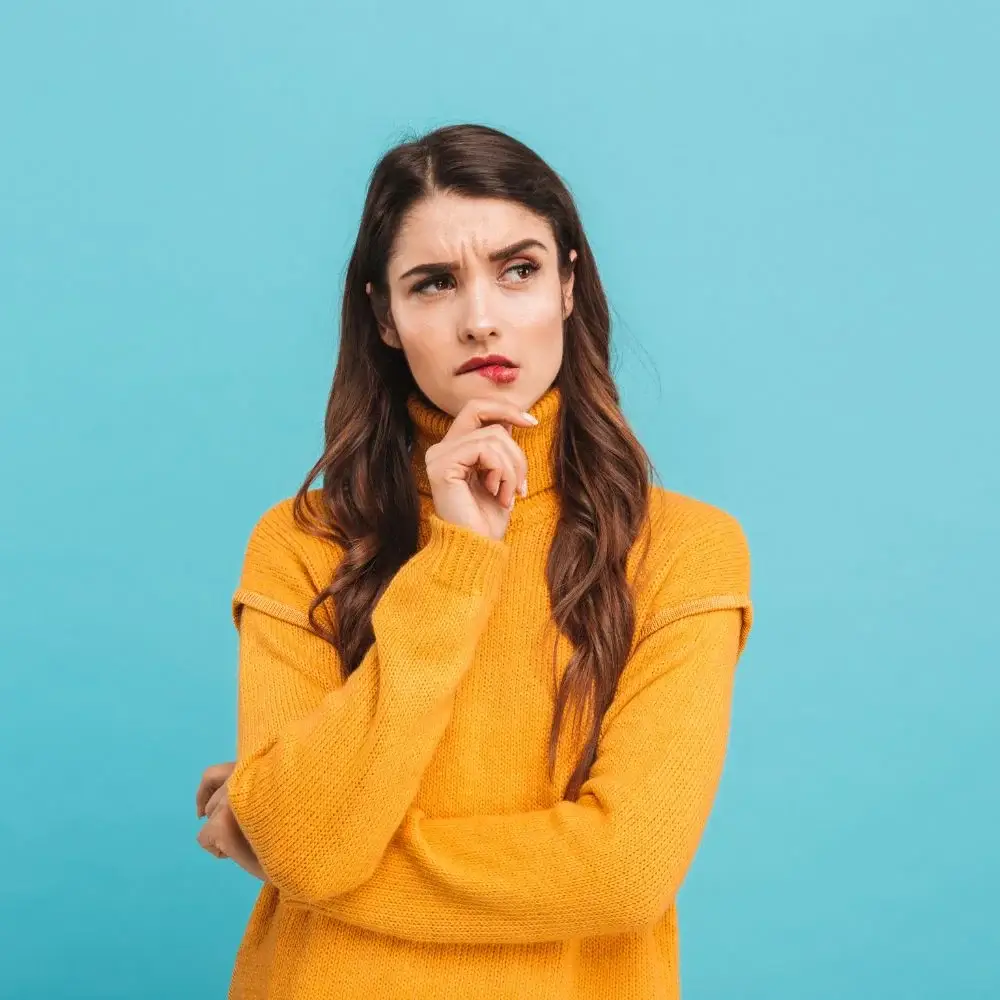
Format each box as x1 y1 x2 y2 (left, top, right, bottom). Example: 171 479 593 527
425 397 535 542
195 761 268 882
195 762 235 820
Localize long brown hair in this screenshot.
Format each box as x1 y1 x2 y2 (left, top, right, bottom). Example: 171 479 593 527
291 123 658 801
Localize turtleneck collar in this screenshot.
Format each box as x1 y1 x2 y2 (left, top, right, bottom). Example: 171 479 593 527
406 384 563 502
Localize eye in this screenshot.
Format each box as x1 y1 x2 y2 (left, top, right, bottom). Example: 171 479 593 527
503 261 539 283
413 274 455 296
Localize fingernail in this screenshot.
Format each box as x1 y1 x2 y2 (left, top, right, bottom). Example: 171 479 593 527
519 478 528 497
521 411 538 425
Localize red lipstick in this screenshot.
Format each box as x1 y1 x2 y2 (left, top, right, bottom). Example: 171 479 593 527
455 354 520 385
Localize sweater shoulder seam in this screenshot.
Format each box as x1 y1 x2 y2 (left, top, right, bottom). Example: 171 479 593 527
635 593 753 652
232 587 313 632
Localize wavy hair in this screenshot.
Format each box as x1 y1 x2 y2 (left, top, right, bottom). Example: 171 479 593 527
291 123 657 802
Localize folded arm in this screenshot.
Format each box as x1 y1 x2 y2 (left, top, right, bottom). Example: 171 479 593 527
225 509 509 903
302 602 750 943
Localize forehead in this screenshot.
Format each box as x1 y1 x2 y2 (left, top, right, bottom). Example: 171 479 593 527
389 193 553 272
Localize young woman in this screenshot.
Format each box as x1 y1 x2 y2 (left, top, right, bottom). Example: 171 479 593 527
194 123 753 1000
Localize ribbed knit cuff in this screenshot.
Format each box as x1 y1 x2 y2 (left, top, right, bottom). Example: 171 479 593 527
421 513 509 596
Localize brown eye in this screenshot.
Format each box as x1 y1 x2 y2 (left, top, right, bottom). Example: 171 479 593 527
413 274 454 295
504 261 539 282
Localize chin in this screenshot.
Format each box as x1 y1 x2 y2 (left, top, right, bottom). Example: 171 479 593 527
433 373 535 417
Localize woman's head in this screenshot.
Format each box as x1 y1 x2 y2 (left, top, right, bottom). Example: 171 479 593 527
372 192 576 416
342 123 609 418
297 124 657 802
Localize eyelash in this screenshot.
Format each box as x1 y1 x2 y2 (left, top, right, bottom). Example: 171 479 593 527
413 260 539 295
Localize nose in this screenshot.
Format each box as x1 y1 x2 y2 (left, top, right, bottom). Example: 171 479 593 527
459 272 499 343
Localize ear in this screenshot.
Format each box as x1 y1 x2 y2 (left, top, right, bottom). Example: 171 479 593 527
367 281 402 349
562 249 577 320
379 324 402 349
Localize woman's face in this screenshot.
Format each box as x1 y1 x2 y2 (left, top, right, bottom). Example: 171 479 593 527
372 191 575 417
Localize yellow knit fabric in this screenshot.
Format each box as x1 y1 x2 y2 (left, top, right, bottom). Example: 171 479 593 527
225 384 754 1000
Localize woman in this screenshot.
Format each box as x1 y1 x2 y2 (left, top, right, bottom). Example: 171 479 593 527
195 122 753 1000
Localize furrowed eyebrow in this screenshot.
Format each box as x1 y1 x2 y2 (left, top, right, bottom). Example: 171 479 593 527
397 238 548 281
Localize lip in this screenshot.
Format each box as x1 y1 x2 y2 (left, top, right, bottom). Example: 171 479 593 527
473 364 520 385
455 354 518 375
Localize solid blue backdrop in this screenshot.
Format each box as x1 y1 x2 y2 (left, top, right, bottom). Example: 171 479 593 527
1 2 997 997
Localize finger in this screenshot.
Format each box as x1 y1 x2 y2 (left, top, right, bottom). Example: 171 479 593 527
445 399 538 441
196 762 235 816
204 782 226 818
483 425 529 495
446 438 514 506
474 441 518 508
477 436 507 497
195 777 221 818
450 425 528 498
196 824 228 858
471 430 526 503
428 436 519 508
483 466 501 497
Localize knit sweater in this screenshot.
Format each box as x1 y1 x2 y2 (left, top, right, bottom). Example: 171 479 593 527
224 384 753 1000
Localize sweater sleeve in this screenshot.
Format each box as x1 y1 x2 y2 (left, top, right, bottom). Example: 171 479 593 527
291 515 753 944
225 505 510 903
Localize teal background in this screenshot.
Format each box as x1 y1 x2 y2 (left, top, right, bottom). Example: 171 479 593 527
2 2 997 997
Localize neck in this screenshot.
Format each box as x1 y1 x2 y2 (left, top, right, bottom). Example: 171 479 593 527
406 385 563 502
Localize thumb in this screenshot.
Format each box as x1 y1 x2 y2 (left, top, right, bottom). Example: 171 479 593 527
204 783 227 817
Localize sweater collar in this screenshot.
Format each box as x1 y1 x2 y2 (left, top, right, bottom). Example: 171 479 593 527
407 384 562 500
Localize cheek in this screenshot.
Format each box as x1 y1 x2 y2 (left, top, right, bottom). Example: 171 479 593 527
391 297 445 339
391 310 442 371
499 286 564 330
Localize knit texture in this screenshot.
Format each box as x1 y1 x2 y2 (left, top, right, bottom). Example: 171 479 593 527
225 384 754 1000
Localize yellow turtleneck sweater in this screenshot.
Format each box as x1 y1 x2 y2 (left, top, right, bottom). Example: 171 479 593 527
224 384 753 1000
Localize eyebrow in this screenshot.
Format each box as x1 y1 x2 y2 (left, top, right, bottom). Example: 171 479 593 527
396 238 548 282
